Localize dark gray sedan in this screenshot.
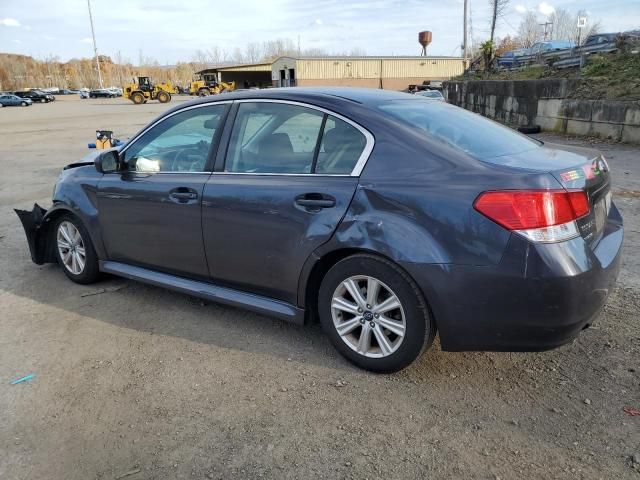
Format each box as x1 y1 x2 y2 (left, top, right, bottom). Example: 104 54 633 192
0 94 32 107
16 88 623 372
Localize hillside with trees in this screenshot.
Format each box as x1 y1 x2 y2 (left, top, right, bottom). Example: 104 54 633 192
0 38 362 91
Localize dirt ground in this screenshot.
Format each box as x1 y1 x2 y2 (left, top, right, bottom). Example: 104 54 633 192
0 95 638 480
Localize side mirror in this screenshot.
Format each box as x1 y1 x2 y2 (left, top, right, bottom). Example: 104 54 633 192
95 150 120 173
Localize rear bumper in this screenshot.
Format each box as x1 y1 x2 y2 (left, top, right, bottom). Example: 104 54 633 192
403 203 623 352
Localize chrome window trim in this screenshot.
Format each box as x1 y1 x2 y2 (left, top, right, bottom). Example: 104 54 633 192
118 101 233 173
228 99 375 177
118 98 374 177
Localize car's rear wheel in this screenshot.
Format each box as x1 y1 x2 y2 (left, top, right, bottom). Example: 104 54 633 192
318 254 435 373
53 214 100 284
21 101 28 106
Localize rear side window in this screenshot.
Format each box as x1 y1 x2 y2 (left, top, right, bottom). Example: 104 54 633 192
225 102 368 175
316 117 367 174
378 99 539 160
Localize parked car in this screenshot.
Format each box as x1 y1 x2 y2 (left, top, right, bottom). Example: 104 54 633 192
15 88 623 373
89 88 117 98
583 33 618 47
0 94 32 106
497 48 527 68
55 89 74 95
106 87 123 97
79 90 90 99
14 89 54 103
527 40 575 56
414 89 445 101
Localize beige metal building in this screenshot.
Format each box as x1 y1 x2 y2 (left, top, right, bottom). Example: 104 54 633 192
201 56 464 91
270 56 464 90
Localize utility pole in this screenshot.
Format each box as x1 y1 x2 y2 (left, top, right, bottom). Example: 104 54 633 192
539 21 552 40
87 0 104 88
463 0 469 66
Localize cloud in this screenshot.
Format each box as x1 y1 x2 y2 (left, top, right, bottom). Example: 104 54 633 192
13 39 22 43
80 37 93 43
514 5 527 14
1 17 21 27
314 18 323 25
538 2 555 16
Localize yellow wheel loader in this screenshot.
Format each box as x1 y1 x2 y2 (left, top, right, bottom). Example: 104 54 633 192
123 76 178 105
189 73 235 96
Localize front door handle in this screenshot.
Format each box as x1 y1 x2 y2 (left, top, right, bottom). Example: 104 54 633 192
295 193 336 209
169 188 198 203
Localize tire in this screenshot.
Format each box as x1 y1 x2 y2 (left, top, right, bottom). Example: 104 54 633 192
517 125 541 134
198 88 209 97
157 91 170 103
318 254 435 373
21 101 28 106
52 214 100 284
131 92 145 105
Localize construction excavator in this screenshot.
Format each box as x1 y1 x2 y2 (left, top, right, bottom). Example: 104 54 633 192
123 76 178 105
189 72 235 96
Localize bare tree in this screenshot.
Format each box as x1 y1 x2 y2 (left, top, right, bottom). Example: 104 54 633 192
549 8 573 40
244 42 263 63
549 8 601 43
517 11 542 48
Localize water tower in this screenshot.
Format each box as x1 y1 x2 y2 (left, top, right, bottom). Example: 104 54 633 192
419 31 432 56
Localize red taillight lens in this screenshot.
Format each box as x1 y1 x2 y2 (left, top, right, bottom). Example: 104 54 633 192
474 190 590 230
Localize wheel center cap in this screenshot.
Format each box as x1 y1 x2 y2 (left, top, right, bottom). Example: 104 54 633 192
363 311 374 321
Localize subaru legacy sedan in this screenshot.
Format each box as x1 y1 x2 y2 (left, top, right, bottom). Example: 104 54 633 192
16 88 622 372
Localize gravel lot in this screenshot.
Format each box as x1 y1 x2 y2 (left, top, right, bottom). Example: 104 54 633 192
1 95 638 480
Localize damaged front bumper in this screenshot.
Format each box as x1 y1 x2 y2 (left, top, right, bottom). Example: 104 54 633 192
15 203 56 265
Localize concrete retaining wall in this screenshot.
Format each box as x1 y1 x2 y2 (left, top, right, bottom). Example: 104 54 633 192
443 79 640 143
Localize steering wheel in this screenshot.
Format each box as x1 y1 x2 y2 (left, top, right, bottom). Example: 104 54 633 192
170 140 210 171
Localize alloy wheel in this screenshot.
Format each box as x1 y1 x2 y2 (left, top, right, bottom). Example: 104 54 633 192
331 275 406 358
57 221 86 275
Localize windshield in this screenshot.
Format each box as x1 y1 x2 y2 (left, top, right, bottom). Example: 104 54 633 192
378 99 540 159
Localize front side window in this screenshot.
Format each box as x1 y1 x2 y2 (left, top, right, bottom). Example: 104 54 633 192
123 104 226 173
225 102 368 175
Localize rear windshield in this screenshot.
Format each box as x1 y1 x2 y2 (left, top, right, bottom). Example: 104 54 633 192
377 99 540 159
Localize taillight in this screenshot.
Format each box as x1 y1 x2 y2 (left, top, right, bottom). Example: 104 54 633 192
474 190 590 243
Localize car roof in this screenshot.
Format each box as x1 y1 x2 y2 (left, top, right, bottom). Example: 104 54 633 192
183 87 415 108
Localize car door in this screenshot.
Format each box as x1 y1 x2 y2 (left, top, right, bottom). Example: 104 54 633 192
97 102 230 279
202 100 373 304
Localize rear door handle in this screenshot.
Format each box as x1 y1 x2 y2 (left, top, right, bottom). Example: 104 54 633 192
295 193 336 209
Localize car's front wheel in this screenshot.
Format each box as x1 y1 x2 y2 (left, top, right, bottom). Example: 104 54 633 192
53 214 100 284
318 254 435 373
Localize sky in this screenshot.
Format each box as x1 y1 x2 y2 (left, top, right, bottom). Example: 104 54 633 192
1 0 639 64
